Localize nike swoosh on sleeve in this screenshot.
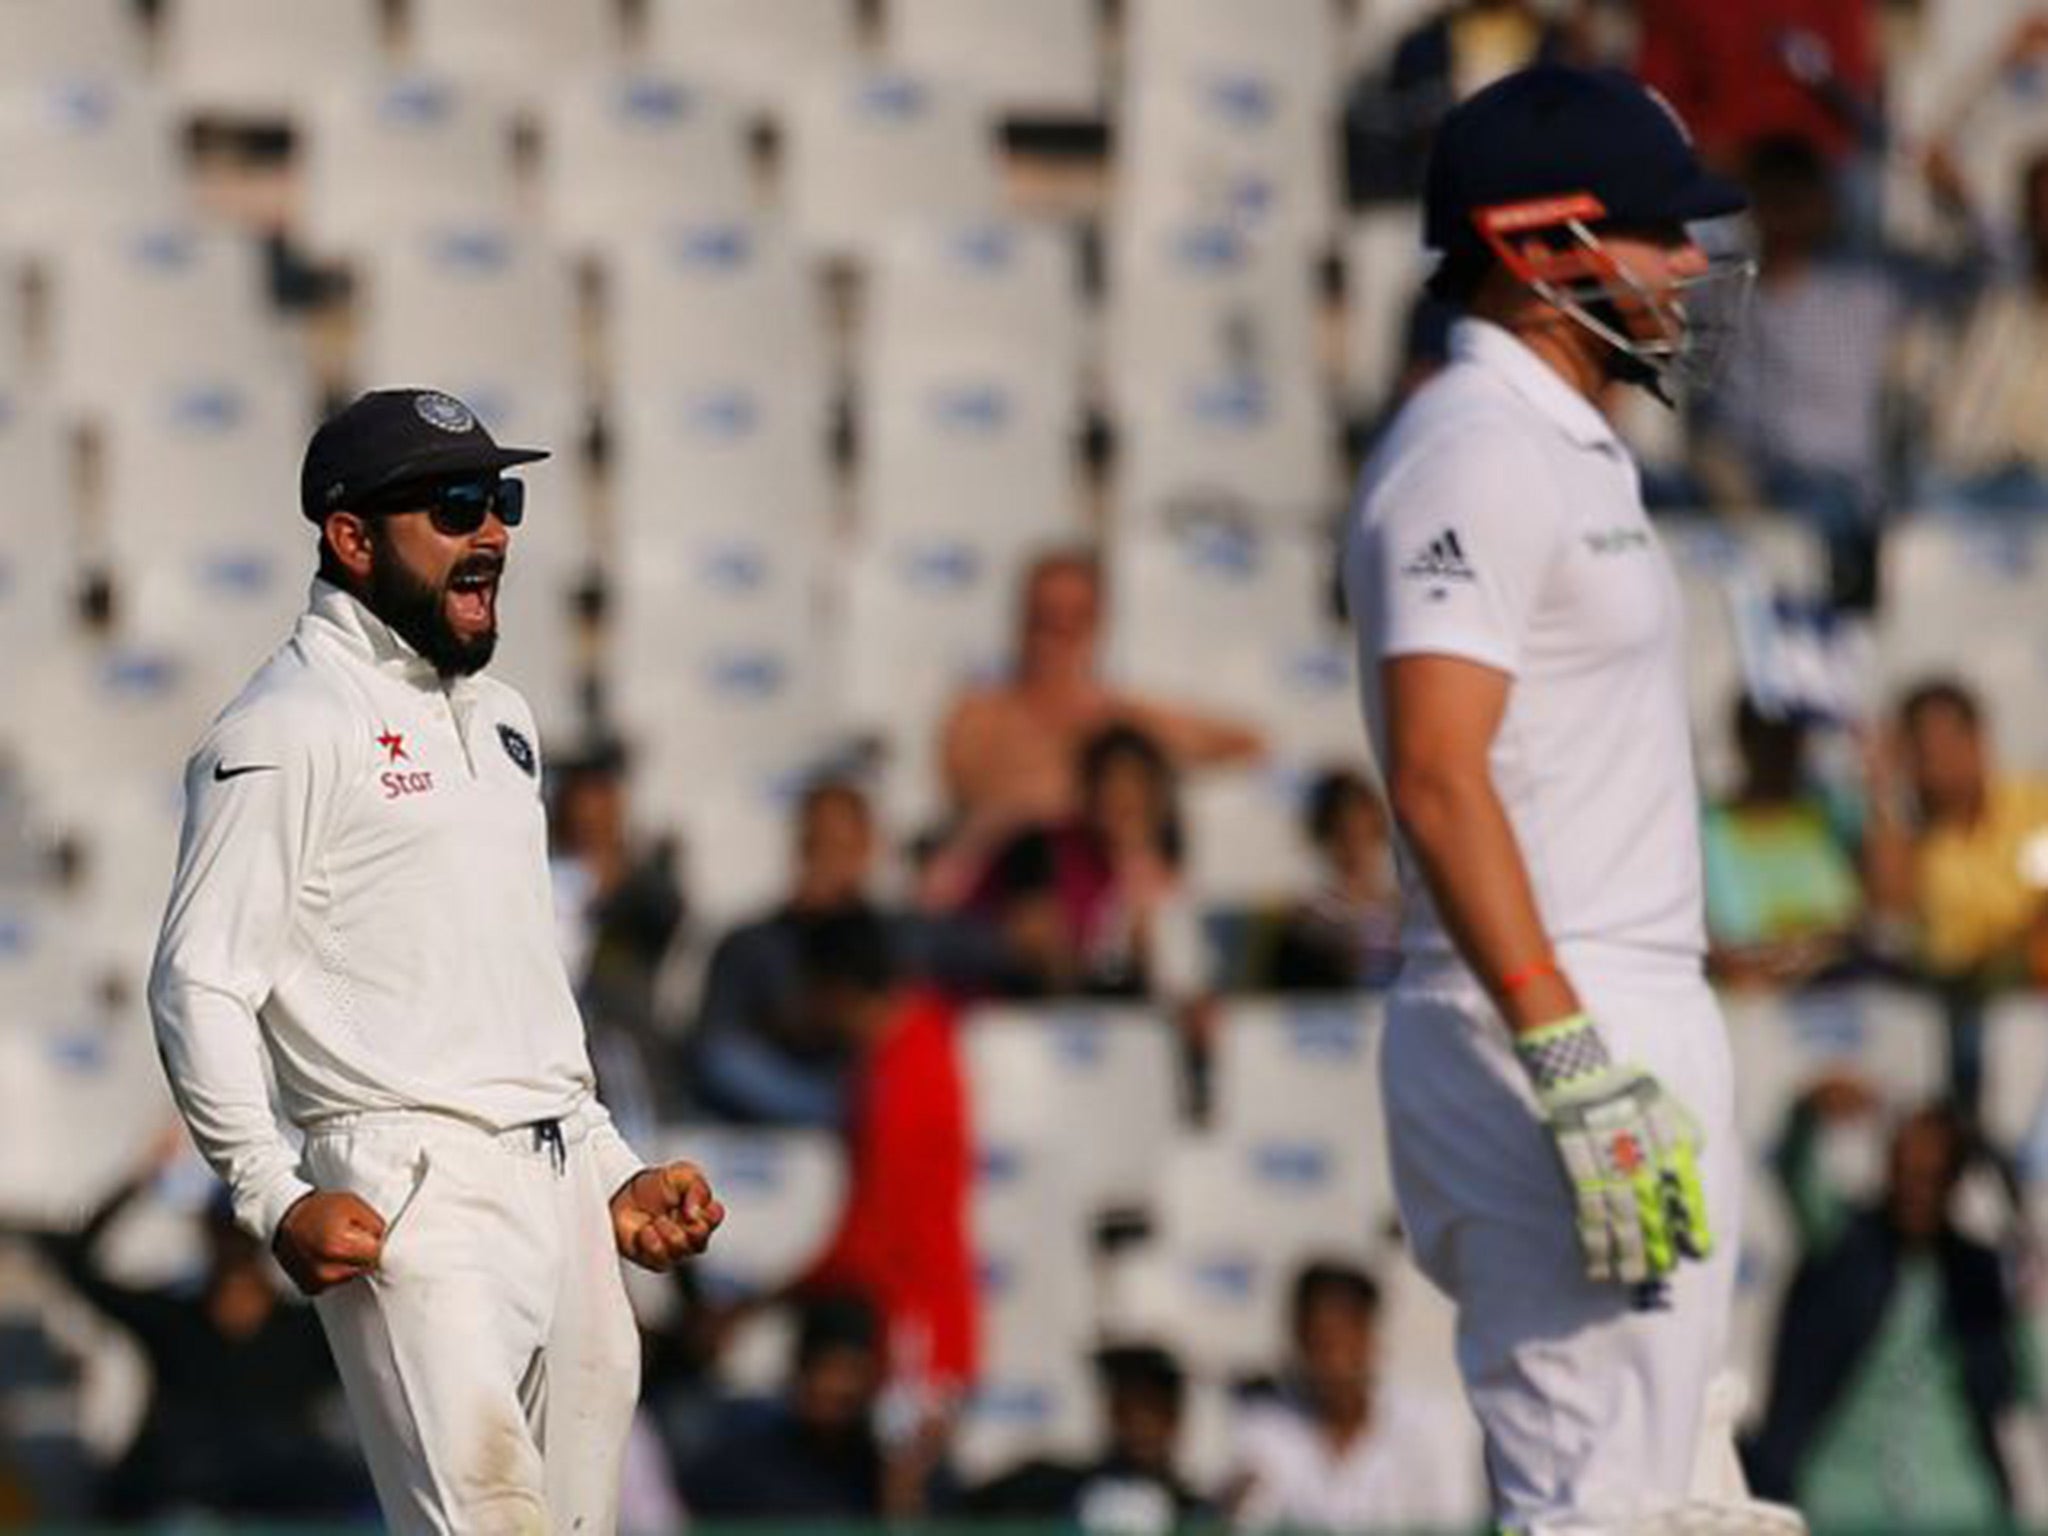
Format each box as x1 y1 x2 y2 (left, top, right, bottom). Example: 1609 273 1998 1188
212 762 281 782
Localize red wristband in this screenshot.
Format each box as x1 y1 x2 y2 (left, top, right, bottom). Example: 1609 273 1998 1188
1499 955 1560 997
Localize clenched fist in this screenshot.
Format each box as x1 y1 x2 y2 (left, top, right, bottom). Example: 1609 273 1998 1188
610 1161 724 1272
274 1190 386 1295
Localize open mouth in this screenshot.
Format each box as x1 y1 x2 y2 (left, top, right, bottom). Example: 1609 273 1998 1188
446 563 501 631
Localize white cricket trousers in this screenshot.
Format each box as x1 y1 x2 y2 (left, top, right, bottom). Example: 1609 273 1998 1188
1381 943 1741 1536
302 1105 641 1535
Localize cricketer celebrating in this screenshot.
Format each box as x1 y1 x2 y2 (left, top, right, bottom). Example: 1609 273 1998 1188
1342 66 1796 1534
150 389 724 1534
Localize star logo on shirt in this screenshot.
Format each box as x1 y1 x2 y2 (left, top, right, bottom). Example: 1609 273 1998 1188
377 729 409 764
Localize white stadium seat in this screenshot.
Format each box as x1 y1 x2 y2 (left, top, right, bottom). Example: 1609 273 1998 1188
962 1004 1183 1220
0 78 184 257
602 220 831 403
858 359 1082 552
540 74 755 260
49 224 295 423
1118 367 1334 531
890 0 1102 120
302 75 520 261
1117 61 1340 254
0 0 144 92
952 1358 1100 1485
863 217 1086 400
1181 768 1319 906
1342 204 1428 416
162 0 384 124
97 376 316 686
407 0 622 109
0 390 77 711
1880 516 2048 772
1124 0 1343 106
643 0 861 122
785 67 1004 263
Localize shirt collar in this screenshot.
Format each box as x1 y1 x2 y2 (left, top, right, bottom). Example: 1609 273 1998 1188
1449 317 1626 455
302 578 446 691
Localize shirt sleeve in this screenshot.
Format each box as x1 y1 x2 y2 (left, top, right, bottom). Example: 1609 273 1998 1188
1346 421 1566 676
583 1103 647 1197
148 700 334 1243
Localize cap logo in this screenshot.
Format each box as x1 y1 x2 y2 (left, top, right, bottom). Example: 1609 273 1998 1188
414 391 475 434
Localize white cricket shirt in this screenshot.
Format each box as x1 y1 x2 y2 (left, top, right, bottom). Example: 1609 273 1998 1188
150 580 645 1239
1342 318 1705 963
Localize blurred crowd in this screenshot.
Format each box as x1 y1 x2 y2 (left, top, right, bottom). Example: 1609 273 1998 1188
11 0 2048 1530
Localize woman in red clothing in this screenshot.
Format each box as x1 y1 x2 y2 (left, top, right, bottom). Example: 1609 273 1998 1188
795 908 979 1409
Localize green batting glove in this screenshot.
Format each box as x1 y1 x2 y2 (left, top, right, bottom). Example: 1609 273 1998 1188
1513 1012 1712 1286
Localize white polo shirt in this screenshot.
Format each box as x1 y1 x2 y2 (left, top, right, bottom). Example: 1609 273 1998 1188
150 580 645 1240
1341 318 1705 964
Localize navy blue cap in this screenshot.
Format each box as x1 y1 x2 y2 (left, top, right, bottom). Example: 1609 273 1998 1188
1424 65 1747 260
300 388 548 522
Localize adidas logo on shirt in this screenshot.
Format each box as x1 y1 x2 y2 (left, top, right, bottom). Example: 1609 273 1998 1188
1401 528 1476 596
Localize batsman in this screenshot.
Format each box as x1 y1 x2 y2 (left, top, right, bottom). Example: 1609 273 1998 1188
1343 66 1800 1534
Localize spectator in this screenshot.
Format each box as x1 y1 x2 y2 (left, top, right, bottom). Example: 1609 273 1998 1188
694 778 1002 1124
548 741 687 1127
1344 0 1571 204
1864 679 2048 986
1690 134 1902 603
1225 1260 1485 1531
797 909 978 1406
934 550 1263 894
1244 768 1402 993
680 1292 894 1518
966 725 1210 1003
1913 148 2048 512
1748 1083 2027 1526
35 1148 369 1521
1635 0 1878 172
962 1343 1213 1531
1703 696 1862 989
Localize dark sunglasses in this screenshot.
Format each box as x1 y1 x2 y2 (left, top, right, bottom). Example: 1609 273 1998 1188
366 476 525 535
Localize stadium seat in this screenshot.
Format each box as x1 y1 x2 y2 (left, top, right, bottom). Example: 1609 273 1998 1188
301 74 520 261
1657 515 1835 797
607 552 843 800
784 67 1004 263
862 217 1087 401
642 0 861 123
1342 204 1428 417
97 376 315 678
973 1134 1098 1371
1106 218 1320 412
601 220 831 405
1211 997 1396 1234
1116 60 1340 255
0 78 185 257
1180 767 1320 906
0 0 144 92
540 74 755 260
1106 523 1337 726
486 557 591 749
889 0 1102 120
859 356 1082 550
1123 0 1342 106
649 1126 845 1294
952 1356 1100 1485
1879 516 2048 772
48 224 296 424
0 390 77 707
407 0 622 110
609 386 836 559
161 0 384 125
1117 368 1335 532
1981 995 2048 1176
961 1004 1183 1220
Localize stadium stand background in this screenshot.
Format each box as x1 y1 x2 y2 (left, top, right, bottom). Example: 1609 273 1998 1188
4 0 2048 1528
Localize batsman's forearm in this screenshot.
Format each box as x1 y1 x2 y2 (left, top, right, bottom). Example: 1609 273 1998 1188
1390 760 1581 1033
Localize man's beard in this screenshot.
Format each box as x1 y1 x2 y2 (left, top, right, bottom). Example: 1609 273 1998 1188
365 524 501 677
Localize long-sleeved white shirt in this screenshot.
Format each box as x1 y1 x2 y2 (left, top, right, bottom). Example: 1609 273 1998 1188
150 580 644 1239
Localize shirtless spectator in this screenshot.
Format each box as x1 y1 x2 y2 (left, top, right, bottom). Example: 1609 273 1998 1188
933 550 1263 892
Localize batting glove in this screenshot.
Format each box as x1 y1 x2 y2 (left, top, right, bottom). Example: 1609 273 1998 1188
1514 1012 1712 1286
